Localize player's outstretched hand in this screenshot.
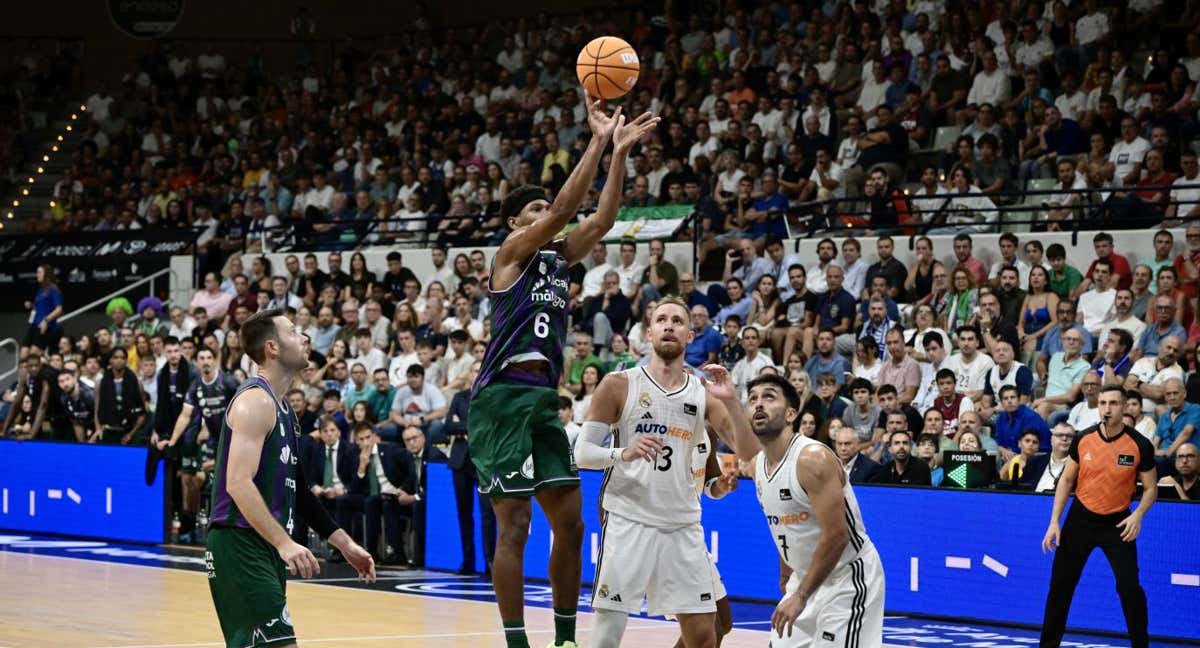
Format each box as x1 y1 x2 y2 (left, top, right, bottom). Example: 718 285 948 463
278 540 321 579
585 94 621 140
772 592 807 637
342 540 377 583
1041 523 1060 553
700 364 736 401
613 111 660 154
621 435 664 463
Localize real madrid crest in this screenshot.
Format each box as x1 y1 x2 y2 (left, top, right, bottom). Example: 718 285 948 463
638 392 652 408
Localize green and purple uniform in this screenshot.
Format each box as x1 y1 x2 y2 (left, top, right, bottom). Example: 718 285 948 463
469 244 578 497
180 371 240 473
205 376 300 647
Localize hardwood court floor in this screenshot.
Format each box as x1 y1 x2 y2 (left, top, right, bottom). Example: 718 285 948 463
0 551 773 647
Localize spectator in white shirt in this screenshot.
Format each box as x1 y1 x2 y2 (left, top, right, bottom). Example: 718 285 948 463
836 115 864 170
801 89 833 136
1074 0 1111 52
1105 116 1150 186
856 60 892 117
1014 20 1054 75
841 238 869 300
731 327 774 402
496 37 524 74
1053 73 1087 121
927 166 999 234
966 50 1011 108
1167 150 1200 225
751 97 782 142
805 238 838 295
615 241 646 300
1077 259 1117 338
580 243 614 301
688 121 720 167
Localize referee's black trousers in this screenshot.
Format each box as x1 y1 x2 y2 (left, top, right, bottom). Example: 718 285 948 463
1039 504 1148 648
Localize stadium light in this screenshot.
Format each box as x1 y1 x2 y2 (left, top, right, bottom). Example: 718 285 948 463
80 104 86 111
27 177 33 183
56 135 63 141
71 113 77 120
42 155 49 162
65 125 72 131
37 167 44 174
5 212 11 218
12 200 19 207
21 189 28 196
0 222 6 230
49 201 56 208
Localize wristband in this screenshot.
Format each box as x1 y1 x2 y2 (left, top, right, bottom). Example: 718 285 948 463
704 477 727 500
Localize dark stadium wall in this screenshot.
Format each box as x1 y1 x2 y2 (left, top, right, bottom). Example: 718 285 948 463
7 0 611 84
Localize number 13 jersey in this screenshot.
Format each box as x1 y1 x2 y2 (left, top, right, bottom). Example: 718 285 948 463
754 434 874 583
601 367 708 528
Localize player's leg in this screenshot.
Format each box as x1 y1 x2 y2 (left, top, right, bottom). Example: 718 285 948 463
590 514 651 648
714 596 733 646
492 496 534 647
650 525 718 646
536 485 584 647
1097 524 1149 648
770 572 817 648
847 549 887 648
206 527 296 647
1038 508 1098 648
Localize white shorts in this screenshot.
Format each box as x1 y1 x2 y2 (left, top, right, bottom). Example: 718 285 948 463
592 512 717 617
770 545 885 648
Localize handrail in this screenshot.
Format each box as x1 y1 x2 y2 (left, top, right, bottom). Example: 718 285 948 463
0 338 19 385
57 268 173 325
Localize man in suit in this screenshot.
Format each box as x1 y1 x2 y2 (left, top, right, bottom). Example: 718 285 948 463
1020 423 1075 493
301 416 359 558
399 426 446 568
834 425 881 484
444 373 498 575
337 424 416 564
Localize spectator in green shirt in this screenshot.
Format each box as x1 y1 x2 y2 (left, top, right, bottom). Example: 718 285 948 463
341 362 376 415
603 333 638 373
637 239 679 315
366 368 396 423
564 332 603 395
1046 243 1083 300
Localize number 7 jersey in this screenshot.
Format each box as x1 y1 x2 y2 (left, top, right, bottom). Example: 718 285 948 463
472 245 570 396
754 434 874 583
600 367 708 528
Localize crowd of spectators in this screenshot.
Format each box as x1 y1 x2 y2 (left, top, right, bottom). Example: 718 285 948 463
6 1 1200 566
15 0 1200 272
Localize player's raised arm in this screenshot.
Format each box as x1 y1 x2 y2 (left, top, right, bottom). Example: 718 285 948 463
575 371 663 468
562 110 660 264
773 445 850 637
223 389 320 578
494 96 619 273
701 364 760 463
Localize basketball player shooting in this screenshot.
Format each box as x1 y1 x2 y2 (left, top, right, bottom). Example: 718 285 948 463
574 297 756 648
205 310 375 648
745 375 885 648
466 92 658 648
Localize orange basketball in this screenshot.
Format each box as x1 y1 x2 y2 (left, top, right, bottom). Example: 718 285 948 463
576 36 640 100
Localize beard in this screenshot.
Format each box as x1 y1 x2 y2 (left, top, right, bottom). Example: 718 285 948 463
652 339 684 362
751 411 790 441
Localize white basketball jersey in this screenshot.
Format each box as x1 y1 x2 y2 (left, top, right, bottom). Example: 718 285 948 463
601 367 708 528
754 435 873 582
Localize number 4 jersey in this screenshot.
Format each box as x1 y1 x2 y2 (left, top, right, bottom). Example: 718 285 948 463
472 245 570 396
600 367 708 529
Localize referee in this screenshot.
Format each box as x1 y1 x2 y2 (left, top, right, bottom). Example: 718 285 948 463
1040 385 1157 648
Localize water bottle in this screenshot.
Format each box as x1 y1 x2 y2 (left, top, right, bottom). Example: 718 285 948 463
308 529 324 559
195 507 209 545
170 512 181 544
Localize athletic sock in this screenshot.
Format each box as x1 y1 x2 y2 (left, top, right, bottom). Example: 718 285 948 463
503 619 529 648
553 607 577 645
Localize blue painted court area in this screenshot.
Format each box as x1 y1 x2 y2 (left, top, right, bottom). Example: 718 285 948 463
0 533 1194 648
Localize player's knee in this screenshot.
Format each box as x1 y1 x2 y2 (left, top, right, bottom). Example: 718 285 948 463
498 513 532 547
716 611 733 637
553 514 585 546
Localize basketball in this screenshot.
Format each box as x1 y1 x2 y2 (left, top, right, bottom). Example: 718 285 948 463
576 36 639 100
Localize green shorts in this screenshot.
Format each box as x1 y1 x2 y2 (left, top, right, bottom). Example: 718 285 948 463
206 527 294 647
468 383 578 498
178 437 202 474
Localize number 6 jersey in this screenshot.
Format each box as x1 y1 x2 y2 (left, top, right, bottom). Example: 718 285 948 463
754 434 874 583
600 367 708 529
472 245 570 397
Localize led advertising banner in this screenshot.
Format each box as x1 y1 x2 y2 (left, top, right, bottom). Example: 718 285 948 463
425 464 1199 640
0 441 164 543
